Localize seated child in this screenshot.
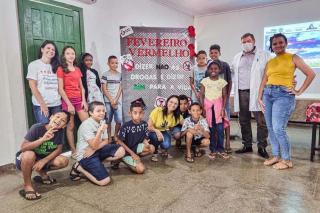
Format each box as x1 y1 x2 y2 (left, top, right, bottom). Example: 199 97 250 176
115 98 155 174
70 101 125 186
181 103 210 163
175 94 190 148
16 111 70 200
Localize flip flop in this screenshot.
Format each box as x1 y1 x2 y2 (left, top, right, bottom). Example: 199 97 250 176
208 152 217 160
193 147 203 157
19 189 41 201
185 155 194 163
33 175 56 185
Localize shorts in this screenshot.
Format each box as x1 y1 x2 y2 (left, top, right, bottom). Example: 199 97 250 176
15 151 52 171
105 102 123 124
62 97 83 112
79 144 120 181
192 137 205 146
33 105 61 124
122 143 145 167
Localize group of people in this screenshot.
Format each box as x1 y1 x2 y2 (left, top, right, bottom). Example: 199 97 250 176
16 32 315 200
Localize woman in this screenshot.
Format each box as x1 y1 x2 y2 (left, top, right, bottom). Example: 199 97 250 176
258 33 315 170
79 53 104 104
148 95 183 162
26 40 61 123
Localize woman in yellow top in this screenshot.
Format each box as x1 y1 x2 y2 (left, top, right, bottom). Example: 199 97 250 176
148 95 184 162
258 33 315 170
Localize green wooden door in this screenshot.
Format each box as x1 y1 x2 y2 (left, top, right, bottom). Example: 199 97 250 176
18 0 85 126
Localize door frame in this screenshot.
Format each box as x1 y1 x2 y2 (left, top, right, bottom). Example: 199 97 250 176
17 0 85 126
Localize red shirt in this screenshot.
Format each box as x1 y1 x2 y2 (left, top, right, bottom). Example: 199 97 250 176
57 66 82 99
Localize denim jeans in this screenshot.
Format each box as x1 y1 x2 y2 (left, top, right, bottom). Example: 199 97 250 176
149 131 171 154
209 123 224 153
263 85 295 160
33 105 61 124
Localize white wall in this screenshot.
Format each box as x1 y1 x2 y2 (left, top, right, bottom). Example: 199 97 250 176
0 0 192 166
194 0 320 96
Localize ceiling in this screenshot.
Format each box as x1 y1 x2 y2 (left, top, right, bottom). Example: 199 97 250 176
152 0 300 16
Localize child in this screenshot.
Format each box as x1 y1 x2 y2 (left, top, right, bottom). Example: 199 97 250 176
101 56 123 142
200 61 230 160
207 44 233 153
115 98 155 173
79 53 104 104
175 94 190 148
70 101 125 186
181 102 210 163
16 111 70 200
57 46 89 157
190 50 207 103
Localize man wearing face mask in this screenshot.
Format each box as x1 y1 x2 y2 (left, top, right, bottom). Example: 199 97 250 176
231 33 270 158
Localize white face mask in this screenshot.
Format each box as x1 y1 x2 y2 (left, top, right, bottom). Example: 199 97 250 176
242 42 254 52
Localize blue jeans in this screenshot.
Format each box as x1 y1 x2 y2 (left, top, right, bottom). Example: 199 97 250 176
263 85 295 160
209 123 225 153
149 131 171 154
33 105 61 124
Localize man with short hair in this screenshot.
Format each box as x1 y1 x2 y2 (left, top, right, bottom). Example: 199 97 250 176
231 33 270 158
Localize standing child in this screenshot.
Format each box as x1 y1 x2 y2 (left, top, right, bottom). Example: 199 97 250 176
181 102 210 163
101 56 123 142
200 61 230 160
79 53 104 104
57 46 89 157
115 98 155 174
190 50 207 103
207 44 233 153
70 101 125 186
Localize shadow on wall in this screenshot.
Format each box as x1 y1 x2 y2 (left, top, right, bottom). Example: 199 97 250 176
89 41 101 72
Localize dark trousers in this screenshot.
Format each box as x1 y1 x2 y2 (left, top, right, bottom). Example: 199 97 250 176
238 90 268 148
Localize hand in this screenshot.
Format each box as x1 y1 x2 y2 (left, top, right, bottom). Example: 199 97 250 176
143 139 150 145
111 103 118 110
155 130 164 141
196 92 201 100
41 128 57 141
67 104 75 115
288 88 301 96
220 109 225 118
187 128 196 135
98 123 108 134
258 99 265 113
292 75 297 88
40 103 49 117
82 101 88 112
83 147 95 158
131 153 140 161
33 159 47 171
202 110 206 118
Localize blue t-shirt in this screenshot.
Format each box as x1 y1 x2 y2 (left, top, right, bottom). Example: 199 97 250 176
118 120 149 152
192 65 207 92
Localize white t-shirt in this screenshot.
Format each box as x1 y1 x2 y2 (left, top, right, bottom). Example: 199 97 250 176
101 70 122 103
86 70 104 103
26 59 61 107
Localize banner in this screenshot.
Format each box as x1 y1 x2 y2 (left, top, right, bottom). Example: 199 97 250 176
120 26 194 121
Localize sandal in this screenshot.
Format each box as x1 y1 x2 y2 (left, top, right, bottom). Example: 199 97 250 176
69 162 81 181
161 151 173 159
19 189 41 201
185 155 194 163
208 152 217 160
273 160 293 170
33 175 56 185
264 157 280 166
217 152 230 160
225 148 232 154
151 154 159 162
193 147 203 157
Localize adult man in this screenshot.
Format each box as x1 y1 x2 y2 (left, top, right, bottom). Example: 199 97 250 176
231 33 270 158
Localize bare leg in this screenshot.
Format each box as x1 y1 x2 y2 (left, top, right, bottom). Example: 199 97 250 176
225 126 231 150
140 144 155 156
66 115 76 153
114 123 121 141
185 132 193 158
37 156 69 179
107 124 112 142
21 151 40 199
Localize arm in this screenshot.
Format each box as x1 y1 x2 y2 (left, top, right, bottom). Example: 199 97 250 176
33 144 63 171
148 118 163 141
79 79 88 111
257 67 268 113
199 84 205 109
28 80 48 116
21 128 57 152
116 139 139 159
114 85 122 103
292 55 316 95
58 78 75 114
87 124 108 150
102 83 114 103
